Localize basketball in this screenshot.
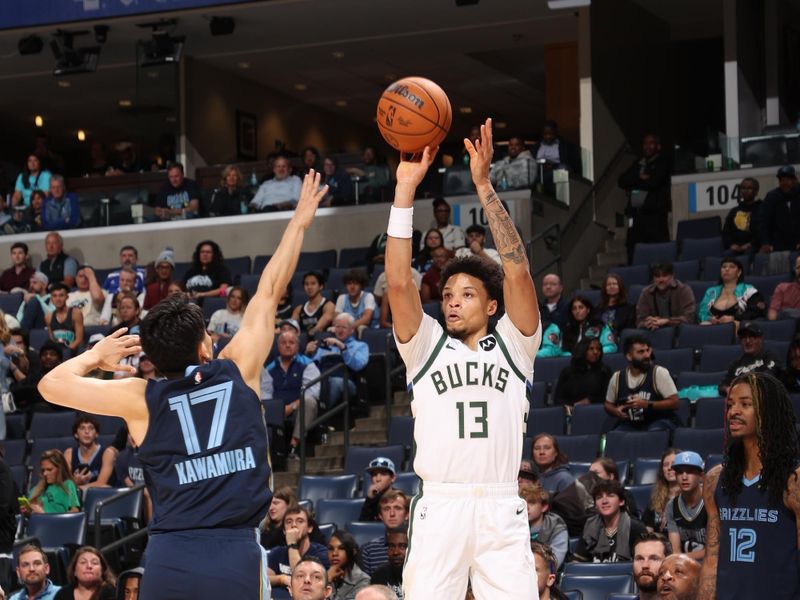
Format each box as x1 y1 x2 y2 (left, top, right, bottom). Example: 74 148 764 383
376 76 452 154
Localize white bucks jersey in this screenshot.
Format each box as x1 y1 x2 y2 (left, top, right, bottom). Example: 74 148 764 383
396 314 541 484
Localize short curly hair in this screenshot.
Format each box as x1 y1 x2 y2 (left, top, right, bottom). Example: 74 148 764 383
438 255 504 304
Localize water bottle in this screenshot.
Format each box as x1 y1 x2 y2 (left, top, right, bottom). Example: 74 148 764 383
240 200 247 214
250 170 258 187
500 173 509 191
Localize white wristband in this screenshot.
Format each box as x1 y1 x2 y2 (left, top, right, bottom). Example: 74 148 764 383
387 206 414 239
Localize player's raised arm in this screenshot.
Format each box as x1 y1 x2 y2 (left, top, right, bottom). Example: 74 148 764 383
221 171 327 390
386 146 438 343
464 118 540 336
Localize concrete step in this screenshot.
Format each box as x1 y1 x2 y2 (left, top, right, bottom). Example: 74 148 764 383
285 455 343 474
604 237 626 253
329 430 387 445
315 443 346 458
596 250 628 267
273 471 297 489
355 416 386 430
369 404 412 419
588 264 609 280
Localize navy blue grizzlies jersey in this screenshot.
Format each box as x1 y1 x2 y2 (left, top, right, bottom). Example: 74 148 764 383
137 359 271 533
715 475 800 599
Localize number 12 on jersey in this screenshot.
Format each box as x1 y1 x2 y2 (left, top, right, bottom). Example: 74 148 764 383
456 401 488 439
729 527 756 563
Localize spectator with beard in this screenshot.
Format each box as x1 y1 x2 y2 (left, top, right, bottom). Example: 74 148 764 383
632 533 670 600
368 525 407 599
636 262 696 330
768 254 800 320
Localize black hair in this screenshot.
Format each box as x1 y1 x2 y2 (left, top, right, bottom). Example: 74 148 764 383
741 177 760 195
592 479 627 509
542 120 559 133
303 271 325 286
191 240 225 271
139 295 206 376
719 257 745 285
328 530 359 573
387 523 409 535
623 334 651 355
438 255 504 305
721 372 800 506
650 261 674 277
465 224 486 236
342 268 369 287
633 531 672 556
39 340 63 360
49 282 70 294
72 413 100 435
10 327 29 349
432 197 450 209
167 162 184 173
10 242 28 254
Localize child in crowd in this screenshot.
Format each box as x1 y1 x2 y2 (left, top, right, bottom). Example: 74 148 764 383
521 486 569 568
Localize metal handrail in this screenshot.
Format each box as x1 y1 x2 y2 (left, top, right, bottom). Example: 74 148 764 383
298 362 351 478
93 484 146 549
528 223 562 279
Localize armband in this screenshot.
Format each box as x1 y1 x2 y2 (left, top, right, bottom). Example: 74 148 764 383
387 206 414 239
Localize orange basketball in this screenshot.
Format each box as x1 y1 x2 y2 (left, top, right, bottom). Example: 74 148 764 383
376 76 452 154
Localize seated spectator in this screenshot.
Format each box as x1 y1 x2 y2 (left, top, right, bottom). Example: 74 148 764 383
642 448 680 532
374 268 422 329
38 232 78 288
518 458 540 494
68 267 106 327
85 140 111 177
636 261 696 330
455 224 501 265
7 328 39 412
260 486 298 549
768 254 800 320
5 189 44 234
759 165 800 253
262 329 321 459
531 434 575 494
107 142 145 175
53 546 116 600
530 542 568 600
183 240 232 300
553 338 612 411
209 165 250 216
153 162 200 220
360 457 398 522
17 341 63 416
250 156 302 211
24 449 80 514
16 271 52 330
604 334 681 432
144 248 175 310
490 134 534 190
320 156 354 207
327 530 370 599
9 545 60 600
353 147 391 203
593 273 636 339
413 229 444 273
109 293 143 378
290 557 333 600
632 532 670 600
11 154 51 208
572 479 647 563
308 313 368 409
589 457 640 517
718 321 783 396
100 269 145 326
335 269 378 331
45 283 84 351
618 134 671 261
531 121 582 194
208 286 248 343
783 339 800 392
301 146 322 177
135 353 158 382
698 258 765 325
420 246 453 303
41 176 80 231
429 198 465 250
292 272 335 336
0 242 35 292
63 414 117 490
722 177 762 256
102 246 146 294
115 568 143 600
369 525 407 599
539 273 568 329
360 490 409 576
561 295 616 355
655 554 701 600
522 486 568 568
267 506 330 591
665 451 707 561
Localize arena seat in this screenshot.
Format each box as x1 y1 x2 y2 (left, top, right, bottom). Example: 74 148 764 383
633 457 661 485
604 353 628 373
620 327 674 350
0 293 23 316
676 323 735 348
10 465 28 494
676 217 721 243
680 237 723 261
297 250 337 271
676 371 726 391
391 471 421 497
570 404 616 435
560 574 633 600
29 412 78 440
387 416 414 452
315 498 364 530
764 340 790 360
673 259 700 282
673 428 725 460
563 562 635 576
345 521 385 547
625 485 654 518
604 430 670 461
297 475 358 509
535 356 571 387
252 254 271 274
338 246 370 268
25 512 87 583
757 319 798 342
695 398 725 429
202 296 226 321
527 406 565 437
223 255 252 277
611 264 650 287
343 445 405 477
685 280 710 304
2 439 27 466
748 274 789 304
554 434 601 463
28 437 75 470
632 241 677 266
654 348 694 374
569 460 628 483
530 381 547 409
698 345 740 373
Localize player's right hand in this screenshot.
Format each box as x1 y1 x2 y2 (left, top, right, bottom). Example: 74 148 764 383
292 170 328 230
90 328 141 374
395 146 438 188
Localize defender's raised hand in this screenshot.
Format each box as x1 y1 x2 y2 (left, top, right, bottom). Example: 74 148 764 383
292 169 328 230
464 117 494 187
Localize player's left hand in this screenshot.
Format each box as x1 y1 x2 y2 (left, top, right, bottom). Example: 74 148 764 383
464 117 494 187
90 328 141 374
292 170 328 231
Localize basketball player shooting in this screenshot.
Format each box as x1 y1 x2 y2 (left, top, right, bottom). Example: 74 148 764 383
386 117 541 599
37 171 328 600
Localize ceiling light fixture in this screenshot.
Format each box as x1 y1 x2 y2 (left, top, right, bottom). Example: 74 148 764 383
294 83 307 91
34 115 44 128
335 100 348 107
547 0 590 8
57 80 71 88
119 99 132 107
77 130 86 142
459 107 473 114
237 61 250 69
332 51 345 59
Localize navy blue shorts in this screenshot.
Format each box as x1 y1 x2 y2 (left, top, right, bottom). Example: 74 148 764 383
140 527 269 600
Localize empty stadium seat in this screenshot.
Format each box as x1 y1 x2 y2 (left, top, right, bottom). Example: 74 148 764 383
0 293 23 317
757 319 798 342
421 302 442 321
554 434 601 463
392 472 421 497
633 458 661 485
676 217 721 243
10 465 28 494
29 329 49 351
29 412 77 440
680 237 723 261
764 340 790 360
625 485 654 518
201 296 227 321
612 264 650 287
5 414 26 440
619 327 674 350
28 437 75 471
343 445 405 477
628 284 645 307
535 356 572 386
563 562 635 576
698 344 741 372
360 328 393 353
325 268 350 293
345 521 385 547
571 404 616 435
673 259 700 282
83 486 143 536
748 274 789 304
607 595 639 600
298 475 358 509
387 416 414 452
315 499 365 530
223 256 252 277
604 430 670 461
604 353 628 373
240 273 259 296
632 242 677 266
2 439 27 466
527 406 565 437
338 246 370 268
560 574 633 600
297 250 337 271
673 428 725 460
676 323 735 348
685 280 710 304
252 255 271 275
316 523 335 544
695 398 725 429
654 348 694 374
25 512 86 582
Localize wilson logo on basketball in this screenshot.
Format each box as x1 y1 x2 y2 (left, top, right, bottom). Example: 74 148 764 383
387 84 425 109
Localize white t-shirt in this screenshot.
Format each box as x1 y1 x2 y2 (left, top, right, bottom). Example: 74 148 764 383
605 366 678 403
396 313 541 484
68 289 106 327
207 309 243 336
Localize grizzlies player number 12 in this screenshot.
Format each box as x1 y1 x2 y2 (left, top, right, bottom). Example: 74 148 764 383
456 401 488 439
169 382 233 455
729 528 756 563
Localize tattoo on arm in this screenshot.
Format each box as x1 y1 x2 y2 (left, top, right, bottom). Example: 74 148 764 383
481 189 526 265
697 468 721 600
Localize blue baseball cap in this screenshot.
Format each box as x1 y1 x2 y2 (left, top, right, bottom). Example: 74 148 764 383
673 451 704 471
366 457 396 476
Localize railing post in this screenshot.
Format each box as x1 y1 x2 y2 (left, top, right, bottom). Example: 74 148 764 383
343 369 350 457
299 385 307 478
384 334 393 434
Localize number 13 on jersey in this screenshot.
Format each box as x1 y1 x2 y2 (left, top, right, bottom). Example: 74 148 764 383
456 401 488 439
